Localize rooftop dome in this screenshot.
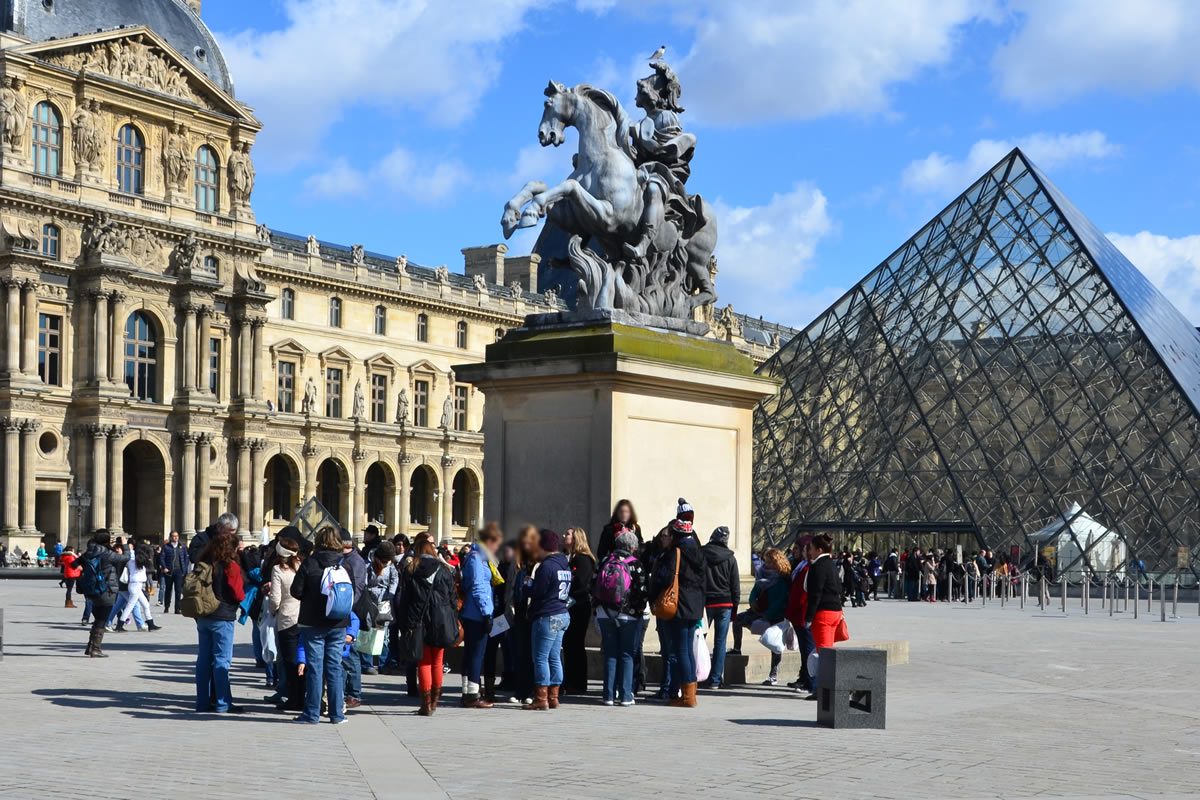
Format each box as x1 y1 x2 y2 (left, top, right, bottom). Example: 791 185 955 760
3 0 235 96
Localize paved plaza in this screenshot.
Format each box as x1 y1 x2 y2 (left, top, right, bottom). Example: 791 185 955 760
1 580 1198 799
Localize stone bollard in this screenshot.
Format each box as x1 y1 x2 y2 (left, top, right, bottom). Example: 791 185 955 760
816 647 886 730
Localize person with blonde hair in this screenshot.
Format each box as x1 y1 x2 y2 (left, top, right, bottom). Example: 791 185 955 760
561 526 596 695
459 524 503 708
289 526 352 724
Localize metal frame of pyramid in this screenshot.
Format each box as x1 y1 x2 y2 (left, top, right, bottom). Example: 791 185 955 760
753 148 1200 579
290 496 340 541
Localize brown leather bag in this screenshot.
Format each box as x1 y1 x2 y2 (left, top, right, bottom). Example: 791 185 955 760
651 549 680 620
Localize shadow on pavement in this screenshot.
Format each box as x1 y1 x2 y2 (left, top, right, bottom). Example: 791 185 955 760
728 718 822 728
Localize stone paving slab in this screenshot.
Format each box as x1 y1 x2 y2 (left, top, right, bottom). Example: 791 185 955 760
1 581 1199 799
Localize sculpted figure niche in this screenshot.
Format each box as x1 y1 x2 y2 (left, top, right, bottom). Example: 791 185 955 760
228 142 256 205
164 123 191 193
0 76 29 153
71 99 106 171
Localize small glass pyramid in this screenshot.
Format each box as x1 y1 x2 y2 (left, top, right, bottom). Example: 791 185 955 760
291 496 340 541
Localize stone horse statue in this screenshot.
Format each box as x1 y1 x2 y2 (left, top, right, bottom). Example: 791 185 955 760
502 80 717 321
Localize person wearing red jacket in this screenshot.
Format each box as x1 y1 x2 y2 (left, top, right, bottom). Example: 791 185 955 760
784 537 816 699
61 546 82 608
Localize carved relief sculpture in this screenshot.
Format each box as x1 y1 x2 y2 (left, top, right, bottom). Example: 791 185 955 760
164 122 191 193
0 76 29 153
82 210 164 269
434 265 450 284
395 387 409 425
352 380 366 420
350 244 365 266
395 254 408 275
228 141 255 206
45 36 211 108
473 273 488 295
301 376 318 414
440 394 453 430
71 99 106 171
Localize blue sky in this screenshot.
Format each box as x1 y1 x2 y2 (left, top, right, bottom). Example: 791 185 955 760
200 0 1200 329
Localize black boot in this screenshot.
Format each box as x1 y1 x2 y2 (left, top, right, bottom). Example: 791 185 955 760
84 629 95 656
90 630 108 658
114 619 126 633
147 620 162 631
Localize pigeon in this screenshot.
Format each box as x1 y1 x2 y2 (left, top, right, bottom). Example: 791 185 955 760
649 45 666 61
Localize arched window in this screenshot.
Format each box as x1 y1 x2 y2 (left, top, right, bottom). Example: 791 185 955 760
416 313 428 343
374 304 386 335
41 224 59 258
203 255 218 273
329 297 342 328
281 288 295 320
31 102 61 176
456 320 468 349
124 311 158 401
194 145 219 212
116 124 145 195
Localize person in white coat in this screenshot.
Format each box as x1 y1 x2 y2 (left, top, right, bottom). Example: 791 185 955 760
118 544 161 632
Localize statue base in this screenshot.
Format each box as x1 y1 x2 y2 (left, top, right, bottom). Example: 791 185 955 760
523 307 710 336
455 322 777 575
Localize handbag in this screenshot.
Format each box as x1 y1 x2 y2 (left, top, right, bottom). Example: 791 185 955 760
651 549 680 620
834 615 849 643
376 599 393 624
355 628 385 656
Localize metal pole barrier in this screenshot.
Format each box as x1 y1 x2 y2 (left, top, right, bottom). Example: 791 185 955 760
1124 577 1129 612
1084 574 1089 615
1173 572 1179 618
1020 573 1025 609
1000 573 1006 607
1160 579 1166 622
1109 579 1114 617
1039 576 1046 611
981 575 986 606
1148 579 1153 612
1061 576 1067 615
1102 577 1107 610
1134 579 1139 619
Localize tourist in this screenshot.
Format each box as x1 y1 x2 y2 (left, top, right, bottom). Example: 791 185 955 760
868 551 883 601
397 537 459 716
188 512 238 564
561 526 596 696
597 499 642 563
459 524 502 708
359 524 382 563
290 526 352 724
654 500 705 708
965 552 980 601
921 551 938 602
883 548 900 599
594 528 647 705
340 529 368 602
784 538 816 698
904 547 922 601
160 530 189 615
60 545 80 609
152 542 165 603
118 543 161 632
645 527 675 699
524 529 571 711
268 531 304 711
192 529 244 713
36 540 49 567
507 525 539 705
361 540 398 676
700 525 739 690
77 530 131 658
731 547 790 684
804 533 845 690
106 543 146 633
483 536 516 703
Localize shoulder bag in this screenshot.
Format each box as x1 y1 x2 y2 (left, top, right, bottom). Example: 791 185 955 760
651 549 680 620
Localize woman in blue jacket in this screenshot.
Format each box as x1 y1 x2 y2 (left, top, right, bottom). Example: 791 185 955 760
459 525 502 708
523 529 571 711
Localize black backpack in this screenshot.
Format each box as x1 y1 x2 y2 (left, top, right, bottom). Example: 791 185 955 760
78 554 108 598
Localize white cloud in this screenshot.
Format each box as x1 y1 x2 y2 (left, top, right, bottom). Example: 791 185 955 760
712 183 836 326
902 131 1120 196
303 148 468 203
1108 231 1200 324
993 0 1200 104
219 0 547 168
675 0 995 124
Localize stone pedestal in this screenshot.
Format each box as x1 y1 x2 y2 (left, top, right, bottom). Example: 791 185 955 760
455 322 777 574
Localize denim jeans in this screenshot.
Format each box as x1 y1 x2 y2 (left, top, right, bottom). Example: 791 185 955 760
195 617 235 712
109 591 145 627
597 616 638 702
461 617 489 686
656 618 676 697
300 626 347 722
705 607 732 686
343 644 362 700
530 613 569 687
666 618 698 685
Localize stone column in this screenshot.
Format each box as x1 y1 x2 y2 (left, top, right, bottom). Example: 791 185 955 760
181 304 197 392
235 437 251 531
251 318 265 401
250 439 266 536
92 291 108 384
196 434 212 528
179 432 197 537
398 454 412 536
440 455 454 541
2 418 20 532
302 444 317 501
108 291 126 385
90 424 108 530
107 426 126 535
352 448 367 534
237 317 251 400
5 281 21 375
196 306 212 394
21 280 38 377
19 419 40 533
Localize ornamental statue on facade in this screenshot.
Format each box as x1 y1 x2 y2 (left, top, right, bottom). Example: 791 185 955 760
351 380 366 420
164 122 191 194
228 141 255 205
0 76 29 153
501 60 717 331
71 99 106 172
301 376 318 414
395 387 409 425
440 394 453 430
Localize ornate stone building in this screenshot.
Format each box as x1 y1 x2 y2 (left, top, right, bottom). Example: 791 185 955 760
0 0 785 553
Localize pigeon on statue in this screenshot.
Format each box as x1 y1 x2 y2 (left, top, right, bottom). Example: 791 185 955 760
649 44 666 61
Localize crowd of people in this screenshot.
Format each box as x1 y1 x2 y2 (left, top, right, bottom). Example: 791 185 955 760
61 498 857 722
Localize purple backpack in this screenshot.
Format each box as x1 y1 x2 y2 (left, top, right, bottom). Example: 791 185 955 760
593 554 636 607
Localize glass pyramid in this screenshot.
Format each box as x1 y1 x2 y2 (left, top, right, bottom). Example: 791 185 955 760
753 148 1200 579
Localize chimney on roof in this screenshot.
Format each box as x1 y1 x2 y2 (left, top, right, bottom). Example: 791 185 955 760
186 1 202 15
462 243 508 285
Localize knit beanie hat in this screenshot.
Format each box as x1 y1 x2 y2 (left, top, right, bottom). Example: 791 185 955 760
539 529 560 554
676 498 694 523
709 526 730 545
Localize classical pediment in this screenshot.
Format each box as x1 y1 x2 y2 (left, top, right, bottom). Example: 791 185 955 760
269 338 310 370
319 345 355 366
17 27 255 123
364 352 403 374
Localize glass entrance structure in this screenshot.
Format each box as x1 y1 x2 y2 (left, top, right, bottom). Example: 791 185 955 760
753 149 1200 579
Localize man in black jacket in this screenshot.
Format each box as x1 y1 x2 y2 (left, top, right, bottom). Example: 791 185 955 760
188 512 239 564
700 526 739 689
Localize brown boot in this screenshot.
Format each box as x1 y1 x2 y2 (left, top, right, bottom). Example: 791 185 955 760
522 686 549 711
84 629 95 656
678 682 698 708
418 690 433 717
430 687 441 713
66 599 76 609
547 685 560 709
89 630 108 658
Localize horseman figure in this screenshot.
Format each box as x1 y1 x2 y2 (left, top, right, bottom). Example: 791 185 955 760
502 60 717 325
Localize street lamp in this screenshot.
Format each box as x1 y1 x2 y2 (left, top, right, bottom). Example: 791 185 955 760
67 480 91 551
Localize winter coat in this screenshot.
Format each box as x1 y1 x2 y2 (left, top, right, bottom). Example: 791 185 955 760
568 553 596 611
78 544 131 606
651 533 705 622
594 548 648 619
269 565 301 631
748 569 790 623
398 555 459 650
366 563 399 605
459 543 494 623
701 541 740 609
597 522 643 564
160 541 190 576
804 554 842 624
785 561 810 629
290 549 352 629
342 548 368 605
527 552 571 620
61 552 81 579
492 557 516 624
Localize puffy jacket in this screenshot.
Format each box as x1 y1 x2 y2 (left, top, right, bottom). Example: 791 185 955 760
398 555 459 649
748 569 790 623
568 553 595 610
527 553 571 620
785 561 810 629
290 549 352 628
61 552 82 579
160 541 190 575
77 544 130 606
651 533 705 622
459 543 494 623
701 541 740 608
205 560 245 622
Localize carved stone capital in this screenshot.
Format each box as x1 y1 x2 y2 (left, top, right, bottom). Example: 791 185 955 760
109 425 128 440
196 432 214 446
87 422 110 439
21 278 39 292
251 438 268 452
232 437 252 452
302 444 319 458
177 431 199 446
400 453 414 466
110 290 129 304
196 304 214 319
19 418 41 434
352 448 367 462
440 455 455 469
250 317 267 329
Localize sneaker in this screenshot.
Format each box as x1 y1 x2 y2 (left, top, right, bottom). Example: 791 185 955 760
363 667 379 676
786 678 805 689
803 693 818 701
603 699 614 706
507 696 523 705
710 682 723 691
762 675 777 686
331 718 349 725
619 698 635 707
442 664 452 674
727 648 741 656
292 716 319 724
104 625 113 632
344 698 361 709
225 705 246 714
